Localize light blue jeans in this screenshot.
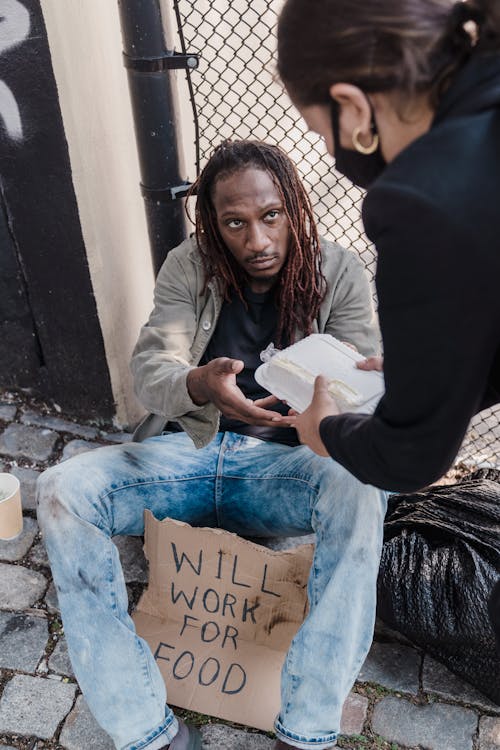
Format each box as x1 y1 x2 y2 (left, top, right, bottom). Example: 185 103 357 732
37 431 387 750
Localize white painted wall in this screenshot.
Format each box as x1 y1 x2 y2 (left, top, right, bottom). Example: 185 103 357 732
40 0 155 428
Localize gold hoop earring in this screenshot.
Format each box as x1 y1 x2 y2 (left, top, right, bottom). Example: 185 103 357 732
352 126 379 155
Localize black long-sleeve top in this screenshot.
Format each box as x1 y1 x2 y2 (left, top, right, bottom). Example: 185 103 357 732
320 52 500 492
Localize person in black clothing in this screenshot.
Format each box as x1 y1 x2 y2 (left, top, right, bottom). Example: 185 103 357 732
276 0 500 494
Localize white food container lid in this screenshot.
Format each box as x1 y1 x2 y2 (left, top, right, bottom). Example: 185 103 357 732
255 334 384 414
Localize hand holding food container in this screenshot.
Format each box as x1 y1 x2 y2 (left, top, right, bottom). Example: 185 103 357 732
255 334 385 457
0 473 23 540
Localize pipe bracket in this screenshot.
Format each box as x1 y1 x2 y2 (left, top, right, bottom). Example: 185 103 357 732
123 51 200 72
141 182 193 202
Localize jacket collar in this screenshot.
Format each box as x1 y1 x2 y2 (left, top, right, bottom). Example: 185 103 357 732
433 52 500 125
186 235 204 265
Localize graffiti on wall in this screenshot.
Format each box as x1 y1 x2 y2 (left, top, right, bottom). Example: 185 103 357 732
0 0 30 140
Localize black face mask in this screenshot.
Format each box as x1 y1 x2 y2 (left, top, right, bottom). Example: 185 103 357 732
330 99 386 189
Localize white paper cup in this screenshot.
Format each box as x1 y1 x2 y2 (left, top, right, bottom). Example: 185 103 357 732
0 473 23 541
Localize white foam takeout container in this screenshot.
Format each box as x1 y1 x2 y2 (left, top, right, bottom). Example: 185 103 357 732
255 334 385 414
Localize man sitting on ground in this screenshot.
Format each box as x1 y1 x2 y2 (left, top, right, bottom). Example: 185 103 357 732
37 140 387 750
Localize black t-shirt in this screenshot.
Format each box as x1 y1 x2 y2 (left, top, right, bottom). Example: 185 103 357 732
200 286 299 446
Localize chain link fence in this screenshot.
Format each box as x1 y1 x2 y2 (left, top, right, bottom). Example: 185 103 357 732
172 0 500 472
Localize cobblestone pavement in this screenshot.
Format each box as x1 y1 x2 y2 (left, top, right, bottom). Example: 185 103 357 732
0 389 499 750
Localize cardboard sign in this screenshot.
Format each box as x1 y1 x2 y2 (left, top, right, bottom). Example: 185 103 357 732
133 513 314 731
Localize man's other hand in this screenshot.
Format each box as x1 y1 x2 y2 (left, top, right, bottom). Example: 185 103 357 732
288 375 339 457
186 358 289 426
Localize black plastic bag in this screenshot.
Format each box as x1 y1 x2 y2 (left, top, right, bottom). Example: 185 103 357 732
377 470 500 704
489 579 500 653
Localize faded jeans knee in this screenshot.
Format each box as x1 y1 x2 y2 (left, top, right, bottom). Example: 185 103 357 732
36 465 67 534
313 461 387 531
36 459 108 542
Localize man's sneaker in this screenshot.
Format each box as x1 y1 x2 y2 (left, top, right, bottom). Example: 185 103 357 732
159 718 202 749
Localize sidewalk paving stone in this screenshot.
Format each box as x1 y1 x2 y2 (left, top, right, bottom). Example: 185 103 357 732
0 674 76 739
112 535 148 584
340 691 369 736
0 518 38 562
44 581 60 614
357 641 420 694
0 563 47 610
479 716 500 750
59 695 114 750
372 695 478 750
29 540 49 567
20 411 99 440
0 404 17 422
49 637 74 678
0 612 48 672
10 466 40 511
0 424 58 462
423 655 500 714
200 724 273 748
61 440 101 461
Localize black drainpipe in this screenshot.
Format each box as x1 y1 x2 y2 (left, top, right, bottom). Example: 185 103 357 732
117 0 199 275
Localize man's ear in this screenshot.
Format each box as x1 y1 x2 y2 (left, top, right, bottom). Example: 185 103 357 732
329 83 372 149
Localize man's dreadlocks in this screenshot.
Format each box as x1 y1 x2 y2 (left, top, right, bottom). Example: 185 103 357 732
187 140 326 347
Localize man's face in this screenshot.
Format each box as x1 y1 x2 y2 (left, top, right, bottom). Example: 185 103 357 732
212 167 290 293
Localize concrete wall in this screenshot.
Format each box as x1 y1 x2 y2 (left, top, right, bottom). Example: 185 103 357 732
39 0 156 427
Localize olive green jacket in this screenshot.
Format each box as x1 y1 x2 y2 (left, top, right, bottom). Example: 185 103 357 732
131 236 379 446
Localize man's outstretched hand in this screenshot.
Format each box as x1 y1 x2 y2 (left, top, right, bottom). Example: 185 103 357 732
287 375 340 457
186 358 290 426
